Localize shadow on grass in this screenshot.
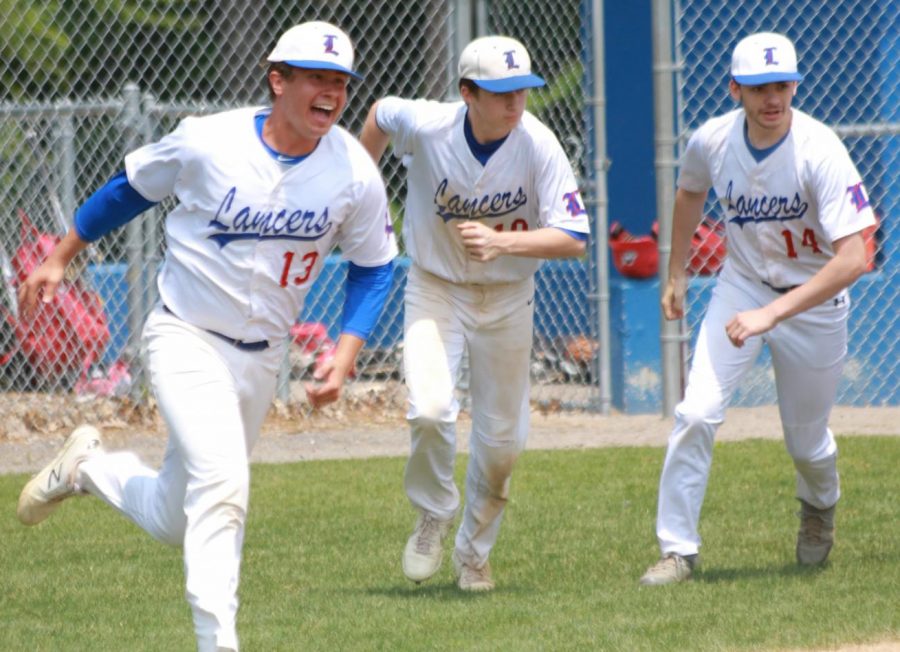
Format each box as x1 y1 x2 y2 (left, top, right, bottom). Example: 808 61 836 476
359 582 529 600
696 562 830 583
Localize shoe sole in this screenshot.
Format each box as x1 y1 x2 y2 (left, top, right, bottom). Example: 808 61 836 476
452 553 494 592
638 574 690 586
17 426 101 526
402 550 443 583
796 543 833 566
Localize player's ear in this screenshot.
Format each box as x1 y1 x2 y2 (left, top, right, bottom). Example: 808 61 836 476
728 78 741 102
269 68 287 98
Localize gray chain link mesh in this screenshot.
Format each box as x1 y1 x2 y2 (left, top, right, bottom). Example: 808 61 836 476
673 1 898 407
0 1 598 430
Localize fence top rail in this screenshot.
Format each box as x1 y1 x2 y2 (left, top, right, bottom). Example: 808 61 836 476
679 121 900 144
832 122 900 138
144 101 246 120
0 100 124 118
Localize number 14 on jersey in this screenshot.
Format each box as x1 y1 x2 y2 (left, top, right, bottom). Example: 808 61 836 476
782 228 822 258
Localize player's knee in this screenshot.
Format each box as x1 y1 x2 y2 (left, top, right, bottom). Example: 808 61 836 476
674 397 724 431
480 448 519 497
154 522 187 547
189 466 250 518
407 397 458 423
783 422 836 463
408 412 457 439
487 461 515 499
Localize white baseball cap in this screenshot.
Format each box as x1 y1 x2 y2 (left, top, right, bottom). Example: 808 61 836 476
458 36 545 93
731 32 803 85
267 21 362 80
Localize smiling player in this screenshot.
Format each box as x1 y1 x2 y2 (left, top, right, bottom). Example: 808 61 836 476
16 21 397 650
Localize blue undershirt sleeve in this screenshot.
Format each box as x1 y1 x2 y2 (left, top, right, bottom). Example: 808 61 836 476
73 170 158 242
341 261 395 341
555 227 589 241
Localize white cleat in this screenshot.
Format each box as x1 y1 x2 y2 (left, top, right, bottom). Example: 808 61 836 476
452 550 495 592
639 553 697 586
402 511 453 583
17 425 103 526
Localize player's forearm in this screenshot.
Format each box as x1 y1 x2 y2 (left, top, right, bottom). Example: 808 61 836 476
359 102 390 164
496 227 586 259
48 229 91 269
331 333 366 378
768 232 868 322
667 188 708 278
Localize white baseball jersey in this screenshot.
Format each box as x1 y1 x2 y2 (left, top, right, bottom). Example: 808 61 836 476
125 107 397 343
678 108 876 290
375 97 590 284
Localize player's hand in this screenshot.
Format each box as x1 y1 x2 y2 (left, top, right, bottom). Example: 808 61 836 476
303 357 350 409
457 221 505 262
661 275 687 320
725 306 778 348
17 259 66 319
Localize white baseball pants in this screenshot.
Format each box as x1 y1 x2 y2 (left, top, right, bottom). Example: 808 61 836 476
403 265 534 568
78 305 281 652
656 266 848 556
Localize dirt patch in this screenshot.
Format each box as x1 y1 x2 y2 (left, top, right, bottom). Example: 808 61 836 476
3 403 898 475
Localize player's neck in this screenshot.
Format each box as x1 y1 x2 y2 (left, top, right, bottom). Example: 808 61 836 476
262 111 319 157
466 114 512 144
744 109 793 149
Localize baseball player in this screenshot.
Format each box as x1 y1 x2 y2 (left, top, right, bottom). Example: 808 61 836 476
16 21 397 651
639 32 875 586
360 36 590 591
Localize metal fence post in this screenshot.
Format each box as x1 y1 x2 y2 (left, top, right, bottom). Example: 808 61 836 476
56 109 77 229
140 92 161 313
588 0 612 415
652 0 686 416
121 82 146 401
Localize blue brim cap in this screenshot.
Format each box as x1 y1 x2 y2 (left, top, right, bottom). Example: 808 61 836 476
733 71 802 85
283 59 363 81
472 74 546 93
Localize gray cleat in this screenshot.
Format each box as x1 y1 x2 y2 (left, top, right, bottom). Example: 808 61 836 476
796 499 835 565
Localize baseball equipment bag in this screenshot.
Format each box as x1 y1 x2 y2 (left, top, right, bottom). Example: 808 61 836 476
609 221 659 279
13 209 110 389
648 217 727 277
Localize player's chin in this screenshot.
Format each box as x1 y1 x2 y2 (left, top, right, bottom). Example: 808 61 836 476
505 113 524 127
308 109 338 134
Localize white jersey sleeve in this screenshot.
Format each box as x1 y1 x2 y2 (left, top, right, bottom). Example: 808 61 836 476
125 118 195 201
807 131 876 242
375 96 438 158
335 140 398 267
676 119 720 193
531 120 591 234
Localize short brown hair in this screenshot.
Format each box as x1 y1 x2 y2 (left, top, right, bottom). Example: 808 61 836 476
265 62 296 102
459 79 481 97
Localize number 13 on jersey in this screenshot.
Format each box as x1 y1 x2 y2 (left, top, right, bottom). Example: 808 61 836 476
279 250 318 287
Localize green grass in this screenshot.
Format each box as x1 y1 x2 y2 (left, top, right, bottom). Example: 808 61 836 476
2 437 898 651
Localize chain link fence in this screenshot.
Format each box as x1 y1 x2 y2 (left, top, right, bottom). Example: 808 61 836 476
0 1 601 433
669 0 899 407
4 1 892 433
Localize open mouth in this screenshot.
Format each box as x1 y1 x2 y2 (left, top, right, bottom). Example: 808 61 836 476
310 103 335 122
